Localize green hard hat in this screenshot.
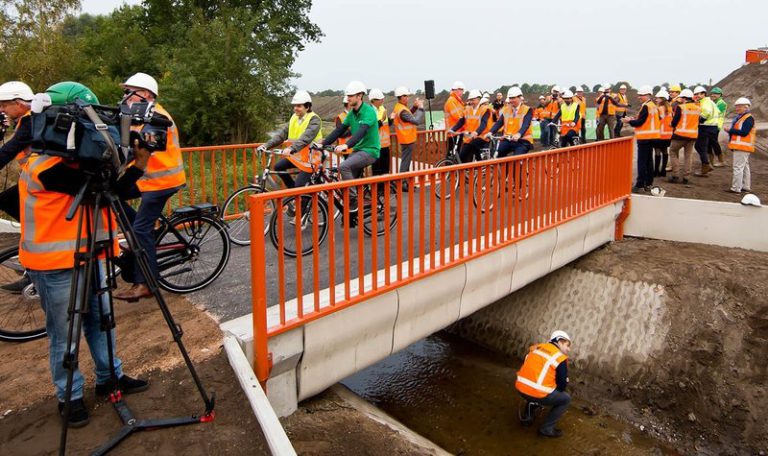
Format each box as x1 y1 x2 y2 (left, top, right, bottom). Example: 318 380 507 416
710 87 723 95
45 81 100 105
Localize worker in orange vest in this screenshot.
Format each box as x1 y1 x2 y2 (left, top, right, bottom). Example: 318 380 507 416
552 90 582 147
114 73 187 302
391 86 424 190
595 86 618 141
368 88 392 176
486 87 534 156
654 89 673 177
443 81 465 154
727 98 756 193
574 87 587 143
335 95 351 145
614 84 630 137
0 81 35 224
624 85 661 192
532 95 547 121
667 89 700 184
448 89 493 163
540 86 561 147
516 330 573 438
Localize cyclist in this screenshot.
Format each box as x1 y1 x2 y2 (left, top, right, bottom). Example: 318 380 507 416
257 90 322 189
552 90 581 147
448 89 492 164
485 87 533 157
315 81 380 210
444 81 465 153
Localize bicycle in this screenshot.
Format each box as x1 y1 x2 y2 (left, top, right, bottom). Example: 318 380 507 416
221 148 301 246
546 122 581 150
0 202 231 342
433 132 466 200
269 146 398 258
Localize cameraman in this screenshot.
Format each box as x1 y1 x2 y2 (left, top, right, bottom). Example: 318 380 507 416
0 81 36 221
21 83 151 427
114 73 186 302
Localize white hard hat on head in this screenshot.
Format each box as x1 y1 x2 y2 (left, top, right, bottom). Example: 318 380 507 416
344 80 367 96
368 88 385 100
620 84 627 89
467 89 482 99
550 330 571 343
575 86 584 92
291 90 312 105
480 95 489 104
342 95 349 104
655 90 669 100
599 86 609 93
122 72 159 96
693 85 707 94
394 86 412 97
741 193 761 207
0 81 34 102
538 95 546 100
637 85 653 96
561 89 574 98
551 85 561 93
507 87 523 99
679 89 694 99
452 80 466 90
735 97 751 106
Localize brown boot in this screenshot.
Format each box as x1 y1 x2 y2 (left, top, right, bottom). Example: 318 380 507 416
694 164 712 177
113 284 152 302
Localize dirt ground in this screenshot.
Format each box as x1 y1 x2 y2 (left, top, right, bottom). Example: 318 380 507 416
572 238 768 456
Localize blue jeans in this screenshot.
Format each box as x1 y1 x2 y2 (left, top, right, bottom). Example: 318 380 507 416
496 139 532 157
540 119 552 147
29 263 123 402
121 187 180 284
522 390 571 431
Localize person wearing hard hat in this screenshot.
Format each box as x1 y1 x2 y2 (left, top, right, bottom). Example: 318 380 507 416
539 86 561 147
668 84 682 107
0 81 35 223
708 87 727 168
574 87 588 143
654 90 673 177
595 87 618 141
624 85 661 192
516 330 573 438
257 90 322 189
448 89 492 164
692 86 717 177
444 81 465 153
335 95 351 145
486 87 534 157
368 89 392 177
552 90 581 147
667 89 700 184
613 84 630 137
389 86 425 185
726 98 756 194
114 72 187 302
533 95 547 122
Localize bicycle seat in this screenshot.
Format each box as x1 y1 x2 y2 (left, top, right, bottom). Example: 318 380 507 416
172 202 219 217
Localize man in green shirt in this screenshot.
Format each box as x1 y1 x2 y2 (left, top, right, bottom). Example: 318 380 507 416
709 87 728 167
317 80 380 210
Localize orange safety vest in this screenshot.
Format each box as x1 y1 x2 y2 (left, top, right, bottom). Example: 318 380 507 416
19 155 118 270
393 103 417 145
729 113 756 152
615 92 628 114
558 102 581 135
463 104 492 143
533 106 545 121
336 111 348 145
674 102 701 139
14 110 32 165
515 342 568 399
575 95 587 118
375 106 391 148
658 105 673 140
634 100 660 140
136 103 186 192
501 104 533 142
444 92 465 131
542 100 559 120
597 94 617 116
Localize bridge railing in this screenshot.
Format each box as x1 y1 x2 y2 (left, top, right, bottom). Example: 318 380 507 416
248 137 634 385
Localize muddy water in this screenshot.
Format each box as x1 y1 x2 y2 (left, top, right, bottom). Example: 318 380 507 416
343 332 677 456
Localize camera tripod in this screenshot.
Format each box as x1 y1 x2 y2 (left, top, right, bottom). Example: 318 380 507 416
57 172 215 456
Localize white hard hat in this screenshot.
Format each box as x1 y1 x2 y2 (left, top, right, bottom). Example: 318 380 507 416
467 89 482 99
291 90 312 105
344 80 367 96
599 86 609 93
734 97 751 106
550 330 571 342
575 86 584 92
649 186 666 197
679 89 694 99
551 85 561 94
620 84 627 89
637 85 653 96
507 87 523 99
394 86 412 97
655 90 669 100
741 193 761 207
368 88 385 100
0 81 34 102
342 95 349 104
480 96 489 105
693 85 707 94
561 89 574 98
451 80 466 90
122 72 159 96
538 95 546 100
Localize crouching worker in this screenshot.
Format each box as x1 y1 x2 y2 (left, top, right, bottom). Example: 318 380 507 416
22 82 151 427
516 330 573 438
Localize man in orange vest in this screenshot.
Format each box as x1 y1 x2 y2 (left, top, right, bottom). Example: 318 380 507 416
624 85 661 192
114 73 187 302
368 89 392 177
390 86 424 188
614 84 630 137
726 98 755 193
595 86 618 141
0 81 35 223
443 81 465 154
335 95 351 145
516 330 573 438
667 89 700 184
486 87 534 156
448 89 492 163
540 86 561 147
574 87 587 143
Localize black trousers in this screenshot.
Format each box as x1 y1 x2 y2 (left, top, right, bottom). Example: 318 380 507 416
635 141 654 188
694 125 718 165
708 128 723 158
372 147 390 176
274 157 312 188
560 130 579 147
653 140 670 177
459 138 486 164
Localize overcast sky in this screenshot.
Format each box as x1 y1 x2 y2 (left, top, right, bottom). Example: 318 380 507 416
83 0 767 92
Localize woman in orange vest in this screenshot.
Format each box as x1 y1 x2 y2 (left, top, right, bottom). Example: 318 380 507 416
515 330 573 438
667 89 700 184
654 90 673 177
625 85 660 191
448 89 492 163
114 73 187 302
727 98 756 193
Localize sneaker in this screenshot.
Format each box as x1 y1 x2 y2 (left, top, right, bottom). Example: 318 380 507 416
538 427 563 438
95 375 149 397
0 274 31 294
58 399 90 428
724 189 741 194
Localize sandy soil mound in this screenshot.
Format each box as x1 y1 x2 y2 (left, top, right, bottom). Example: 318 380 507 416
715 62 768 119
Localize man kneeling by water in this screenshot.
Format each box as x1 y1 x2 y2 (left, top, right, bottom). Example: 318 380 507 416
516 330 572 438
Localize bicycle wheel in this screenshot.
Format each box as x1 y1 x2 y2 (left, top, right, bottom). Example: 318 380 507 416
434 158 460 200
362 183 398 236
0 246 46 342
472 164 500 213
269 194 329 257
221 185 276 246
155 214 231 293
